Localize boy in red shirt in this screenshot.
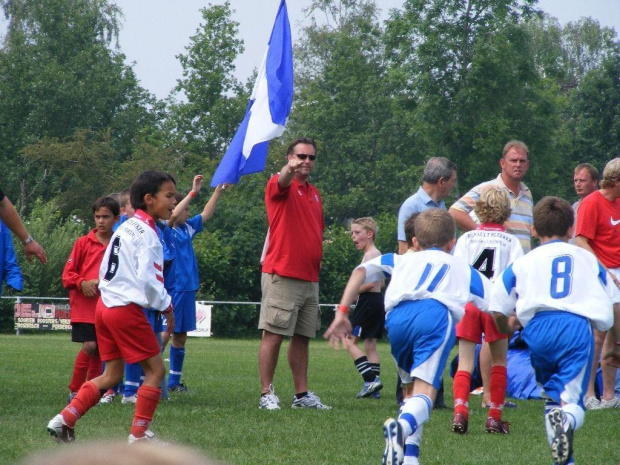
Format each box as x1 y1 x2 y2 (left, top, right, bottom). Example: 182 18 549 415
63 196 120 403
48 170 176 444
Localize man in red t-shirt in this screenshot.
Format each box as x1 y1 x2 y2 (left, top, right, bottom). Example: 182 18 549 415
258 138 330 410
576 157 620 410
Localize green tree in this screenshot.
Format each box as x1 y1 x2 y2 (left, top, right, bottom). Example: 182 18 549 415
13 199 84 297
382 0 567 201
0 0 154 208
165 1 249 158
289 0 418 224
568 54 620 169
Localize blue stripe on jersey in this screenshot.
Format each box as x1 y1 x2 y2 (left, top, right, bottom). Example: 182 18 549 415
381 253 395 268
501 264 517 294
415 263 432 291
469 266 485 298
428 264 449 292
598 263 608 286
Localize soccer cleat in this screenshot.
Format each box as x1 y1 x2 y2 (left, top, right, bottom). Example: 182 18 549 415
372 390 381 399
598 397 620 409
128 429 168 445
67 391 78 405
584 396 601 410
356 377 384 398
452 412 468 434
382 418 404 465
259 384 281 410
291 391 332 410
485 417 510 434
98 389 116 405
547 408 573 465
470 386 484 396
121 394 138 404
168 383 189 393
47 414 75 444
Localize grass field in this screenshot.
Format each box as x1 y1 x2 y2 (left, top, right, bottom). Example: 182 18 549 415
1 333 619 464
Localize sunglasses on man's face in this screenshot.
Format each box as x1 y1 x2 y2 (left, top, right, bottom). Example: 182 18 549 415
295 154 316 161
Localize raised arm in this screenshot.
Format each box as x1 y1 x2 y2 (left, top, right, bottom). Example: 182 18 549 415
200 184 230 223
169 175 203 227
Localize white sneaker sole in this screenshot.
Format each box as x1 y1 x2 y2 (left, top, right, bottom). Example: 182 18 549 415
382 418 404 465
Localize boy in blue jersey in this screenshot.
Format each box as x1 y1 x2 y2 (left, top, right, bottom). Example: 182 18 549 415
490 196 620 465
325 209 492 465
166 175 229 392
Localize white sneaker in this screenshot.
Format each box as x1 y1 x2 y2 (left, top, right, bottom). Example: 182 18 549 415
356 377 383 398
98 389 116 405
47 414 75 444
584 396 601 410
122 394 138 404
382 418 404 465
128 429 167 445
291 391 332 410
259 384 280 410
546 408 573 465
599 396 620 409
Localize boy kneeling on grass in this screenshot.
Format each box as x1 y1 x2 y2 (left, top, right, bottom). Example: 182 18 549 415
48 170 177 444
325 208 492 465
489 196 620 465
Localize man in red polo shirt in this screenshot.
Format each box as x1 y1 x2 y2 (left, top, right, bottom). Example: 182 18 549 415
576 157 620 410
258 138 330 410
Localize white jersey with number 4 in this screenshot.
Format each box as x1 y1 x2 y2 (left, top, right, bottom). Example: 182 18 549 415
453 224 524 282
490 240 620 331
358 249 491 321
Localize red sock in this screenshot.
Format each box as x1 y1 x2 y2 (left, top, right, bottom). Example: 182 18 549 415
489 365 507 420
131 385 161 438
61 381 101 427
87 353 102 380
68 350 90 392
453 370 471 418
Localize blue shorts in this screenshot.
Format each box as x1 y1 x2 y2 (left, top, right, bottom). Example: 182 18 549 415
385 299 455 389
144 308 163 333
522 311 593 407
172 290 197 333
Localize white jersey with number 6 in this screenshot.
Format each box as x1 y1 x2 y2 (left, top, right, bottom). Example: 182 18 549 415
453 224 524 282
99 212 171 311
490 240 620 331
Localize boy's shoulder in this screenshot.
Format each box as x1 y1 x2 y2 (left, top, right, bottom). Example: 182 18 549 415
74 229 99 245
362 245 381 262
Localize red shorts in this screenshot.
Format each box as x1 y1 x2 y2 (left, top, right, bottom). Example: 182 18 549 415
456 302 507 344
95 300 160 364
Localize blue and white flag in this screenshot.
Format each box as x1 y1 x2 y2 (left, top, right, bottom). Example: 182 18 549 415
211 0 293 187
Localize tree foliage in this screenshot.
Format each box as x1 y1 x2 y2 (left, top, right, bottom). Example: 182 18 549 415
0 0 154 210
165 1 249 158
1 0 620 333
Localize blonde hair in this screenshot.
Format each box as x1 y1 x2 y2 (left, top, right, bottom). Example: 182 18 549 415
502 140 529 158
352 217 378 239
414 209 455 249
475 187 511 225
601 158 620 189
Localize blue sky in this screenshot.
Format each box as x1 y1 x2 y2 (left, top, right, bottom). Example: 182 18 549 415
115 0 620 100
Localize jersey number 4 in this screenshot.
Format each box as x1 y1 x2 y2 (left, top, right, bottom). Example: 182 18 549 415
472 248 495 279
